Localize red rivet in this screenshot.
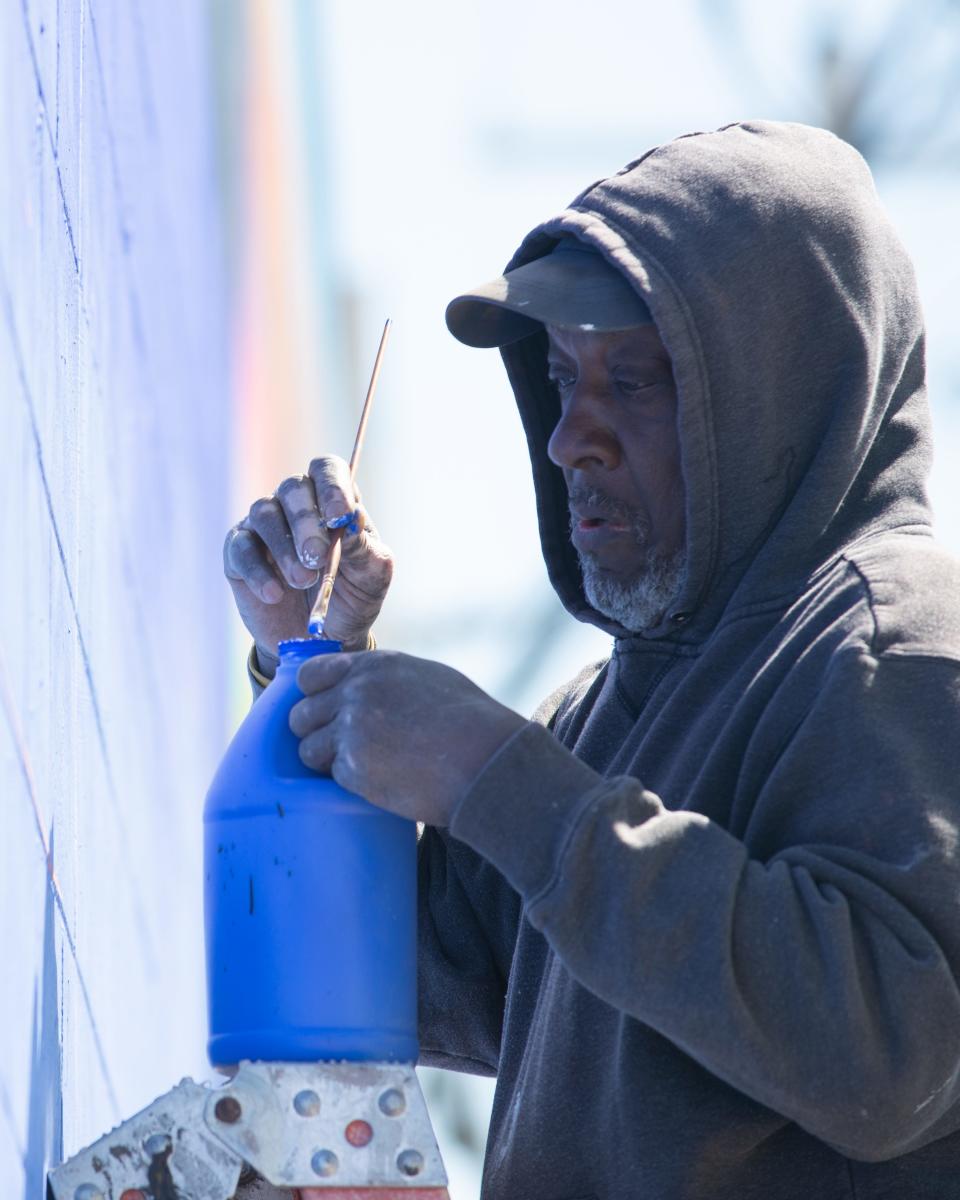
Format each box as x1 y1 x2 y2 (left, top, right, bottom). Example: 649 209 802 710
344 1118 373 1147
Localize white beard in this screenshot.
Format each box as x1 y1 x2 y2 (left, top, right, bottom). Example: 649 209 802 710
580 548 686 632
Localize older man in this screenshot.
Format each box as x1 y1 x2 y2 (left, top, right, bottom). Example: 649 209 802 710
224 121 960 1198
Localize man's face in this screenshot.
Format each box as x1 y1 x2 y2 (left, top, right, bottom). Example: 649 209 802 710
545 323 686 627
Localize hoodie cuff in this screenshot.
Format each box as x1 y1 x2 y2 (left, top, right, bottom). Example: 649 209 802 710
448 721 614 903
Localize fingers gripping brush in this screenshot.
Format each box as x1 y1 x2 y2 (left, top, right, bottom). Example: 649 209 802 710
48 316 450 1200
309 318 392 639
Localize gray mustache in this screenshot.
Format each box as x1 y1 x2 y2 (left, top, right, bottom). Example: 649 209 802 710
567 485 639 527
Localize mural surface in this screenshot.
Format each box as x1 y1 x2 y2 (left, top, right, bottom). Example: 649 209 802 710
0 2 229 1193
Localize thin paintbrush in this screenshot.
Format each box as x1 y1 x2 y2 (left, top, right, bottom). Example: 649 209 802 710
308 317 392 638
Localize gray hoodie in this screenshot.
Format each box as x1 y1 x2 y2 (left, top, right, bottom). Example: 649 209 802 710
417 121 960 1198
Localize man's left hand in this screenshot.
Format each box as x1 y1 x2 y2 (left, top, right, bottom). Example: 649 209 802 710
290 650 527 826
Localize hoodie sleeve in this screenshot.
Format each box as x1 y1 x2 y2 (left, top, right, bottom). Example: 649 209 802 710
448 646 960 1161
413 671 597 1073
416 827 521 1075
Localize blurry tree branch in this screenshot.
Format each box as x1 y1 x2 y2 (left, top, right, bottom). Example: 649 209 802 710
698 0 960 167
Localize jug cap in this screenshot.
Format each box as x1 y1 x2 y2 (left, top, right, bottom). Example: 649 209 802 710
278 637 343 664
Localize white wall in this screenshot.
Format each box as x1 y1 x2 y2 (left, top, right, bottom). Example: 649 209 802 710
0 2 229 1193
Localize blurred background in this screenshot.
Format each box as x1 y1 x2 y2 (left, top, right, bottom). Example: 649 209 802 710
2 1 958 1196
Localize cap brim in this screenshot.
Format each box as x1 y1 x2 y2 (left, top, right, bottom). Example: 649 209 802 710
445 249 653 348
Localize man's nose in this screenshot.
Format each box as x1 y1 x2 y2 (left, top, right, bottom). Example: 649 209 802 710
546 387 621 472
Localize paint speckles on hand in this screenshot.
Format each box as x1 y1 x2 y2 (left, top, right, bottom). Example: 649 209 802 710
326 508 361 535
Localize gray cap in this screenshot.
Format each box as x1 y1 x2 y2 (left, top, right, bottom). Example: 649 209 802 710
445 239 653 348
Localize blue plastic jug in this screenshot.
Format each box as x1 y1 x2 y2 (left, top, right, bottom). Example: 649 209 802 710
204 637 418 1067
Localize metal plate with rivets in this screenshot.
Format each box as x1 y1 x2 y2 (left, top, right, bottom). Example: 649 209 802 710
47 1062 446 1198
205 1061 447 1190
46 1077 244 1200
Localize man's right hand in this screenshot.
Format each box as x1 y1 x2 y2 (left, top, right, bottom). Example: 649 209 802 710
223 455 394 670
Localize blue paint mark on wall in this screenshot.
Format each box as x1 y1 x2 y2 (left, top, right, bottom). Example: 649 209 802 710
0 1 229 1192
24 839 62 1199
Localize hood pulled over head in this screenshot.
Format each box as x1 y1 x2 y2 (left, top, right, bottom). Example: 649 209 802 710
471 120 931 640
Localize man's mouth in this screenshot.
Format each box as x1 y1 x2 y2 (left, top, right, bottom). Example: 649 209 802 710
571 512 631 532
570 510 634 555
568 487 645 558
572 521 628 546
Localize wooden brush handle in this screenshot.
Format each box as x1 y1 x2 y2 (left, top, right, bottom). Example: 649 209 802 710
313 533 344 631
307 318 391 637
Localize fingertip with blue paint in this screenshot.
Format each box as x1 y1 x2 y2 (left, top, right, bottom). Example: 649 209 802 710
326 508 361 536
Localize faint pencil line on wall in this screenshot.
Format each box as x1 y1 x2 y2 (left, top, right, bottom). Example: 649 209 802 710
0 254 157 969
19 0 80 279
22 0 174 836
85 0 156 378
76 0 180 587
21 0 156 397
0 641 121 1119
17 0 168 973
0 254 115 827
128 0 159 140
85 0 133 251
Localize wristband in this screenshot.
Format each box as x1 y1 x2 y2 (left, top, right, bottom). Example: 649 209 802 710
248 644 275 689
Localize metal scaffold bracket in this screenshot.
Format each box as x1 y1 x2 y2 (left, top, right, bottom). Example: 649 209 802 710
47 1061 449 1199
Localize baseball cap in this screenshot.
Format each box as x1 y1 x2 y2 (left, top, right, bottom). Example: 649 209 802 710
445 238 653 349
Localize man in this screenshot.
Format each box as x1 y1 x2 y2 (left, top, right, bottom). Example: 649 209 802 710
223 121 960 1198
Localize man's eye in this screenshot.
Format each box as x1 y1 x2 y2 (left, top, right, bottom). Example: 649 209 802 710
616 379 656 396
549 374 575 391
